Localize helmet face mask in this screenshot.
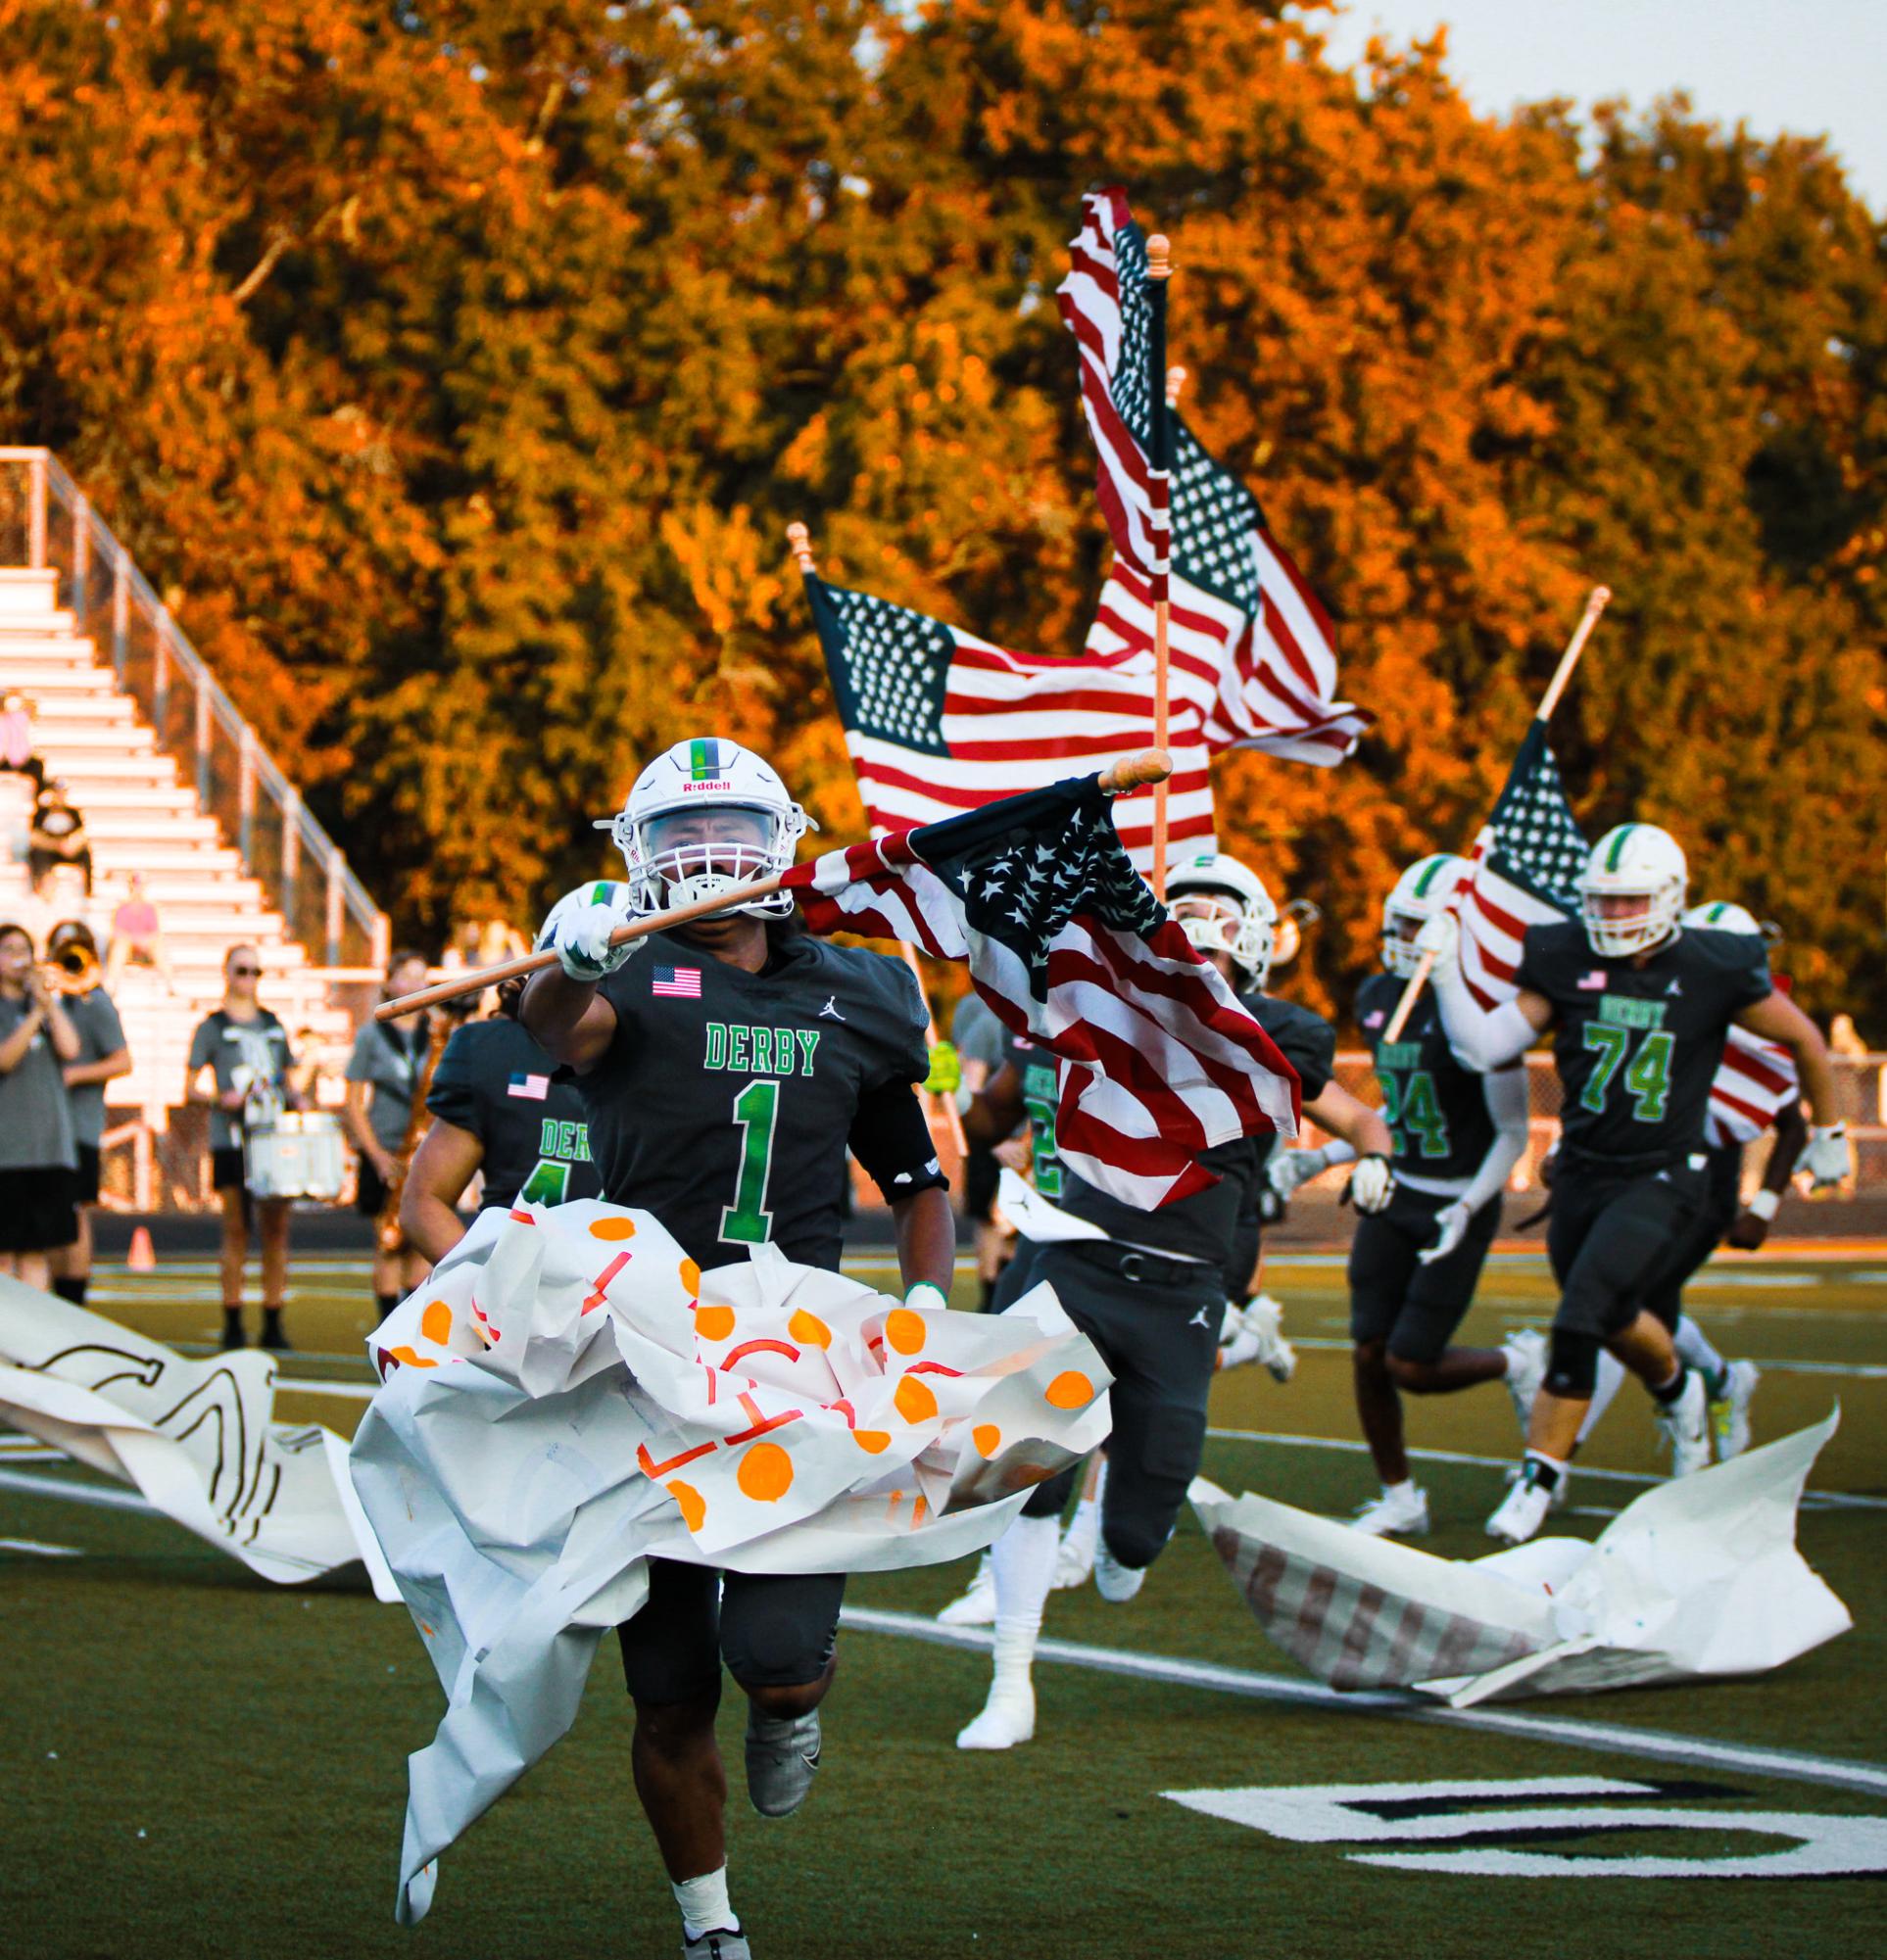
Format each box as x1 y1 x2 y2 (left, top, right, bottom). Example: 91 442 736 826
604 739 810 921
1166 853 1276 986
1381 854 1471 978
1578 824 1687 959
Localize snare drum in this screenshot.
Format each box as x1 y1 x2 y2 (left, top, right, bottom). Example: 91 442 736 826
245 1113 348 1201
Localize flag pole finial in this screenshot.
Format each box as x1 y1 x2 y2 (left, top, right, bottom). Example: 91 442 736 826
1146 233 1171 280
786 522 817 574
1165 364 1187 408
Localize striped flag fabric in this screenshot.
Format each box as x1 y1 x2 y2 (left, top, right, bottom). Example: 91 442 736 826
1456 723 1590 1011
1707 1023 1800 1146
801 569 1215 875
1061 187 1372 766
780 773 1300 1211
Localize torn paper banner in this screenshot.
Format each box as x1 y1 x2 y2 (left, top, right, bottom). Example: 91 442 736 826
1189 1410 1849 1708
348 1198 1111 1926
0 1276 396 1597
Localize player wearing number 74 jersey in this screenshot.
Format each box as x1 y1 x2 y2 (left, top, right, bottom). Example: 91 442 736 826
1416 822 1848 1546
523 738 954 1960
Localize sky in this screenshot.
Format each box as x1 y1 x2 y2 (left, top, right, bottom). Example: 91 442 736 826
1312 0 1887 212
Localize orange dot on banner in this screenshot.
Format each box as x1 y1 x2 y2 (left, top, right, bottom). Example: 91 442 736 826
894 1375 938 1423
668 1481 706 1532
885 1308 926 1355
388 1345 436 1370
789 1309 832 1349
589 1217 637 1241
1046 1370 1094 1410
737 1441 795 1503
420 1300 453 1346
973 1423 1001 1458
679 1259 702 1296
696 1304 735 1342
852 1429 891 1454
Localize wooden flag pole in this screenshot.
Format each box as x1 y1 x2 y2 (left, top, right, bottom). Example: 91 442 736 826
376 747 1177 1021
1146 233 1174 900
1380 584 1612 1043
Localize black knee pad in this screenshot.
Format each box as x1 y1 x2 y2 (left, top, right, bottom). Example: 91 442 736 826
1546 1327 1601 1398
720 1573 846 1690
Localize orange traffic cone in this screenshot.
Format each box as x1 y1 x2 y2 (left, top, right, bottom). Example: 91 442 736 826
126 1225 157 1271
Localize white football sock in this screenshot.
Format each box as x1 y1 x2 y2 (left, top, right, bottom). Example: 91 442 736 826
1063 1458 1108 1559
1575 1351 1628 1444
957 1513 1059 1748
1673 1315 1727 1392
673 1866 737 1939
1383 1478 1419 1503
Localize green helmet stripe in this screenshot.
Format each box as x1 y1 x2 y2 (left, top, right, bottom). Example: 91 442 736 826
690 738 719 781
1605 825 1636 872
1412 856 1446 897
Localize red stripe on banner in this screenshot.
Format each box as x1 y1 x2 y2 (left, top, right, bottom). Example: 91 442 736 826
1467 878 1529 945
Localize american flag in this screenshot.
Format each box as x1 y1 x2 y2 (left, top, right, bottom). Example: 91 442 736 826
802 570 1215 875
651 966 702 999
780 774 1300 1211
1057 186 1169 583
1062 187 1372 766
1707 1023 1800 1147
1456 723 1590 1011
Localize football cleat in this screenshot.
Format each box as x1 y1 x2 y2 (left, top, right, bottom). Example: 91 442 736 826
744 1705 821 1819
1500 1329 1547 1435
1348 1484 1430 1538
1654 1371 1712 1478
1092 1541 1146 1603
936 1554 997 1626
1052 1520 1096 1592
955 1684 1036 1751
1709 1360 1761 1460
683 1930 751 1960
1218 1293 1296 1381
1486 1470 1555 1546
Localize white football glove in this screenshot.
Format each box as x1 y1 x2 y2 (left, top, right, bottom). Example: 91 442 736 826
1268 1146 1329 1201
1418 1198 1473 1266
551 900 637 983
1797 1123 1853 1191
1345 1154 1395 1215
1411 908 1460 970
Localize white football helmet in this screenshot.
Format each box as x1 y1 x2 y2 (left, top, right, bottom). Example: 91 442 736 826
535 879 632 952
1381 853 1473 978
600 738 811 920
1579 824 1687 958
1166 852 1277 985
1683 899 1761 937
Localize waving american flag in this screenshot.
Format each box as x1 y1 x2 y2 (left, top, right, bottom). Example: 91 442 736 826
1707 1023 1801 1147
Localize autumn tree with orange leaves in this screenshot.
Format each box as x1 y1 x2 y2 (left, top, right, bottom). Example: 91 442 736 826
0 0 1879 1028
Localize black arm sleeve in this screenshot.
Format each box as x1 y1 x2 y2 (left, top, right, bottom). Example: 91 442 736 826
847 1078 949 1203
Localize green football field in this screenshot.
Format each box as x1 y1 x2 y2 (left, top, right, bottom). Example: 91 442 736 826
5 1248 1885 1958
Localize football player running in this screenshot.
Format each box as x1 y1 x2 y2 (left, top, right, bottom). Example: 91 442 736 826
1315 855 1537 1537
1414 825 1847 1545
944 851 1394 1749
522 740 953 1960
398 884 613 1260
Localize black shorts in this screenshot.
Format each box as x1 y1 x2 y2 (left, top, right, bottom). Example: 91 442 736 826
71 1141 101 1207
0 1166 78 1253
616 1559 846 1707
962 1145 1000 1222
212 1145 248 1192
1547 1156 1711 1340
1349 1184 1502 1365
355 1154 390 1219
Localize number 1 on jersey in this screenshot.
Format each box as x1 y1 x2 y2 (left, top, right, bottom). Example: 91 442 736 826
720 1078 780 1244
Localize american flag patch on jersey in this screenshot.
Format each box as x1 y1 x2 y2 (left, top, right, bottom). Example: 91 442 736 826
507 1072 550 1101
1577 971 1607 989
651 966 702 998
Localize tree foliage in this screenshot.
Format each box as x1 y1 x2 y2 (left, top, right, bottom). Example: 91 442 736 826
0 0 1879 1027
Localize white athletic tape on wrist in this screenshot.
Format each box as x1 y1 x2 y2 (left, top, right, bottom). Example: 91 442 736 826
1746 1187 1781 1222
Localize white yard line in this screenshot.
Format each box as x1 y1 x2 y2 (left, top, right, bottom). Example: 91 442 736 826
840 1606 1887 1799
1277 1334 1887 1378
0 1468 160 1512
0 1536 83 1556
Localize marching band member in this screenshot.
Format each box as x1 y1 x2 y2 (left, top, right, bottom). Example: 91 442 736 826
0 922 81 1292
45 920 131 1309
345 950 437 1317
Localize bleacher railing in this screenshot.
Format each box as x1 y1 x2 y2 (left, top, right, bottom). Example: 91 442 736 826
0 449 387 968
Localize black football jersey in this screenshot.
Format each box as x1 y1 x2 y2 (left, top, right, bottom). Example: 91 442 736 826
1516 922 1772 1164
1240 991 1334 1182
1355 970 1497 1182
577 929 934 1271
426 1016 603 1212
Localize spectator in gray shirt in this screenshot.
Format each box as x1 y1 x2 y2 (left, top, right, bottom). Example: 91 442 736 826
44 921 131 1310
0 922 81 1291
345 950 436 1319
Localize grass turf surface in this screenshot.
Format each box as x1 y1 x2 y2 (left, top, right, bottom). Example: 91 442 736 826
4 1249 1885 1957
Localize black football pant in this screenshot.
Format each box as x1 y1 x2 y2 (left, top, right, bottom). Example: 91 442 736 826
1013 1238 1222 1570
616 1559 845 1707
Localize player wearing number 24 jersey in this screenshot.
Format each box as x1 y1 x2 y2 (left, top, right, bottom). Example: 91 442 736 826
522 737 953 1960
1418 821 1847 1549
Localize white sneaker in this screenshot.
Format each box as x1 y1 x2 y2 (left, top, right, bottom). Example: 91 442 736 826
1502 1458 1570 1511
1349 1484 1429 1538
1655 1370 1712 1477
1052 1520 1095 1591
1092 1541 1145 1602
937 1554 996 1626
1709 1360 1761 1460
1486 1467 1555 1545
1223 1293 1296 1381
955 1684 1035 1750
1501 1329 1547 1434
